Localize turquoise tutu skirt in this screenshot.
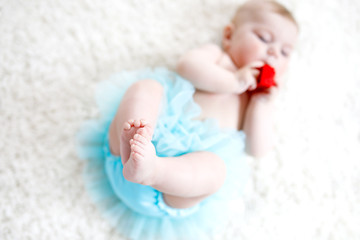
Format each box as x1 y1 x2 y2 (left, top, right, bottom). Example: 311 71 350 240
77 68 250 240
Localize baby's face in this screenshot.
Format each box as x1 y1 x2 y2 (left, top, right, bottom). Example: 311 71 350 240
224 10 298 78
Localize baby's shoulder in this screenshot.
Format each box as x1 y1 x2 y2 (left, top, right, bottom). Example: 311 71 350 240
197 43 223 55
180 43 224 63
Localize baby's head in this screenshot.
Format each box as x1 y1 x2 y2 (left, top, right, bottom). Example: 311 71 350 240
223 0 298 78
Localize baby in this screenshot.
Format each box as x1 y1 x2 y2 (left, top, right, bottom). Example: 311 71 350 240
78 0 298 239
109 0 297 207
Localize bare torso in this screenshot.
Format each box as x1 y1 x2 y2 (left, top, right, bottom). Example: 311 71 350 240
193 90 249 131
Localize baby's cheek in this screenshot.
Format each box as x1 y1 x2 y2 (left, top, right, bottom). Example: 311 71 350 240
275 76 284 87
275 61 289 77
243 41 263 62
274 66 289 87
232 38 263 67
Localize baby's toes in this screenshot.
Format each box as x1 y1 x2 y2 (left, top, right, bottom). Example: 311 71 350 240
130 151 144 162
131 141 144 156
129 138 144 148
136 126 153 140
134 119 149 128
139 119 148 126
133 133 148 145
134 119 148 128
123 119 135 130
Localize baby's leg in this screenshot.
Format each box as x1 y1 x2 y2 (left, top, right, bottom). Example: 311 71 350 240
108 79 163 161
108 80 226 208
126 124 226 208
157 151 226 208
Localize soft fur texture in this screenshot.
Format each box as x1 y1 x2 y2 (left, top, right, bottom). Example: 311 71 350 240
1 0 359 239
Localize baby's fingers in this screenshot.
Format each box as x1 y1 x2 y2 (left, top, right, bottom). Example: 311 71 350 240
251 68 260 78
247 81 257 91
247 71 258 91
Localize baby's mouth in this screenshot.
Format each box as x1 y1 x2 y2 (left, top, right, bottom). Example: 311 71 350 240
265 58 276 67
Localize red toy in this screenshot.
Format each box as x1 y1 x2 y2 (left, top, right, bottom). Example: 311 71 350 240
255 64 277 90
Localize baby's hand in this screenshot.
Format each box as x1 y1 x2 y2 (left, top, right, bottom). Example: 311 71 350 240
250 85 279 101
249 63 279 102
234 61 264 93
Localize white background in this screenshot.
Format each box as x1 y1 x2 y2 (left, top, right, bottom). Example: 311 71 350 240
1 0 359 239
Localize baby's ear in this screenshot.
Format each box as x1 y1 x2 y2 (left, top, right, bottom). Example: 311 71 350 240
222 23 235 51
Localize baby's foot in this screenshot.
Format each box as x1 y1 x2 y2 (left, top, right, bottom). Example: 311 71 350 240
122 126 158 186
120 119 151 163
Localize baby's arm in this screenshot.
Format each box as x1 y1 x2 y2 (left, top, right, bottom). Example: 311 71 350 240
243 89 277 158
177 44 252 94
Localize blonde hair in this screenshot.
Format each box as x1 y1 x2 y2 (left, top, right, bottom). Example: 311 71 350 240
232 0 298 29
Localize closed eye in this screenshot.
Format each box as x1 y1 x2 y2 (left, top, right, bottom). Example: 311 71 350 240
281 48 292 58
258 35 269 43
256 32 272 43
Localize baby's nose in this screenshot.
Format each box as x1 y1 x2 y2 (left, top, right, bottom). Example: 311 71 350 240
267 47 278 57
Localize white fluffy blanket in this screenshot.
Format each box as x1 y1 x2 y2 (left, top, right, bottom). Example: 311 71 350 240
1 0 359 239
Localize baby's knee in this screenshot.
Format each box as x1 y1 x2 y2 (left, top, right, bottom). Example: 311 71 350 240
206 153 227 194
213 158 227 192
